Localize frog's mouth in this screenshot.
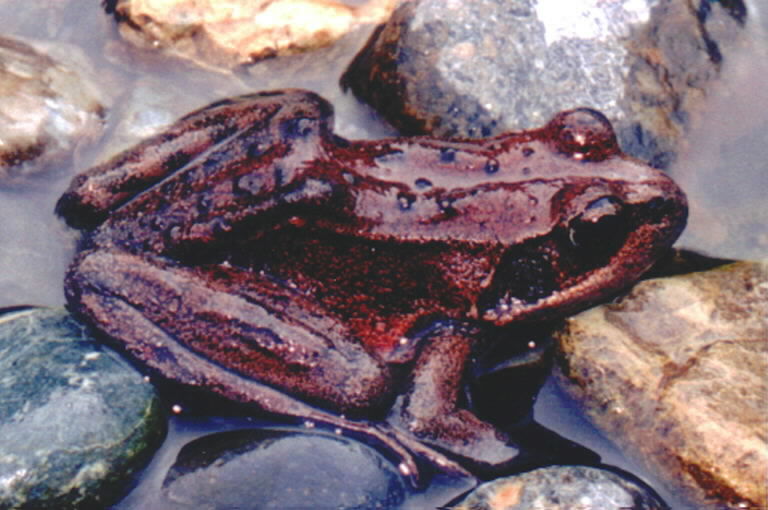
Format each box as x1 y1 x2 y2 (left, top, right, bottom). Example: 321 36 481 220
479 181 688 325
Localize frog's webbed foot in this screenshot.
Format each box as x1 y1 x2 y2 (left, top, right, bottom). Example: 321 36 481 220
63 248 469 486
387 322 521 474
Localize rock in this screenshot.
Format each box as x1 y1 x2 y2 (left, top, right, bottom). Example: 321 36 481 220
0 307 165 509
448 465 669 510
107 0 399 70
341 0 748 167
554 260 768 510
0 36 107 181
159 427 407 509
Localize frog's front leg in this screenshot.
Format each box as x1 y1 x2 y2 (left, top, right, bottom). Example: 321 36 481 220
388 321 521 471
64 247 469 484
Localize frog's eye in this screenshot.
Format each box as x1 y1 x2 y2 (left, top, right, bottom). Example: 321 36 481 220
568 196 627 253
548 108 619 161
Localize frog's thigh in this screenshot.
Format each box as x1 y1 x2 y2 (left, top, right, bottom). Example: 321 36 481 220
66 249 394 415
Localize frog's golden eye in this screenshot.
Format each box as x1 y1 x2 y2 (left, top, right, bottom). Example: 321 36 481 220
568 196 627 250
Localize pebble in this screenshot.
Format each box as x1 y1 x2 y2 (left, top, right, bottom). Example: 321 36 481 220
159 427 407 509
449 465 669 510
0 307 165 509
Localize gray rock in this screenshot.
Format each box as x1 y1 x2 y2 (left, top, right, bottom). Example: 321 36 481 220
0 36 107 181
554 260 768 510
449 465 668 509
0 307 165 509
341 0 748 167
159 427 407 509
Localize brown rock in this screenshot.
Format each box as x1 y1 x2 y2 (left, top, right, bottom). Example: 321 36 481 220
110 0 399 70
555 260 768 510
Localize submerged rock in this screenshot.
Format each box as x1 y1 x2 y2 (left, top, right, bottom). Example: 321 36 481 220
107 0 399 70
341 0 748 167
0 36 106 181
448 465 669 510
159 427 407 509
555 260 768 509
0 307 165 509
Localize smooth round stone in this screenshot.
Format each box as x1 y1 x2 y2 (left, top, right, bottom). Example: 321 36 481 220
160 427 407 509
0 307 165 509
450 465 669 510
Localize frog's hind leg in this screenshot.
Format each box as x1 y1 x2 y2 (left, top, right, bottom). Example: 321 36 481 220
387 321 521 475
64 248 396 414
63 248 470 485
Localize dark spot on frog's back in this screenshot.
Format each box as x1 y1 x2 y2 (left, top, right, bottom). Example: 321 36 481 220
414 178 432 189
439 147 456 163
396 191 415 211
374 149 404 165
484 159 500 174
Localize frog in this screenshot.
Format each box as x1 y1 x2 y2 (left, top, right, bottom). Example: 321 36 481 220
56 89 688 483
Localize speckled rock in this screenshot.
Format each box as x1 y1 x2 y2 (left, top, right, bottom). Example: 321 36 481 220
448 465 669 509
0 307 165 509
341 0 748 167
107 0 399 70
158 427 406 509
0 36 106 181
555 260 768 510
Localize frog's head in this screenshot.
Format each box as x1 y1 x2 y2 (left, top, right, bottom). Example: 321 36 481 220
478 109 688 325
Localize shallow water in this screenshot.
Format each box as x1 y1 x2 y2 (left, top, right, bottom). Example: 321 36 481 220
0 1 766 508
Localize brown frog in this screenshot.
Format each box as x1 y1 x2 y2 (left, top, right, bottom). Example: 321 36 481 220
56 89 687 483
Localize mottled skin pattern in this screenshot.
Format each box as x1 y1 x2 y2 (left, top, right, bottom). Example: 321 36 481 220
56 89 687 483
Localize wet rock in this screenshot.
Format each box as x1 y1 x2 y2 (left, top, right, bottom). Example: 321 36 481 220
341 0 748 167
0 307 165 509
554 260 768 510
448 465 669 510
0 36 107 181
159 427 407 509
107 0 399 71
